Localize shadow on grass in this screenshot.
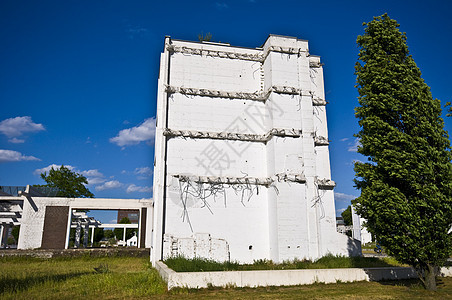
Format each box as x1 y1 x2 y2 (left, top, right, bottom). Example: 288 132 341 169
314 255 396 269
374 278 423 288
0 271 93 295
375 277 447 289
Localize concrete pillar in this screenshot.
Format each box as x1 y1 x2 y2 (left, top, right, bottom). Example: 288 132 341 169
83 223 89 248
75 221 81 248
151 35 172 264
262 35 311 261
351 205 361 241
0 224 4 248
123 225 127 243
91 227 95 246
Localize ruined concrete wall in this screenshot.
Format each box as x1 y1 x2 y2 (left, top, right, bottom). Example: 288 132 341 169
19 197 71 250
152 35 359 264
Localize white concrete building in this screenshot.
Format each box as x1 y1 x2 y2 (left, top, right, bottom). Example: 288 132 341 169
351 205 372 246
152 35 360 264
0 185 152 249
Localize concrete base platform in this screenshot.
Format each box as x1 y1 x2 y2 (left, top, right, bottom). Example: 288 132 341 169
155 261 452 289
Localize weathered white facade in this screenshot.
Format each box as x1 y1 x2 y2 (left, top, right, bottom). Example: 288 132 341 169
152 35 360 264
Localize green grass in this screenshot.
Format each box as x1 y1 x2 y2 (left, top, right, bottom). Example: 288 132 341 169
0 256 166 299
361 241 387 254
2 255 452 299
164 254 405 272
167 278 452 299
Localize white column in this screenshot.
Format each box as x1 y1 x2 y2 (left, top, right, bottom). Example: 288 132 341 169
91 226 95 246
83 223 89 248
64 208 73 249
151 36 172 265
0 224 4 248
351 205 362 241
75 221 81 248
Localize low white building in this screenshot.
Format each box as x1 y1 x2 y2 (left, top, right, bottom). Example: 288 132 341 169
127 233 138 247
0 185 152 250
151 35 361 264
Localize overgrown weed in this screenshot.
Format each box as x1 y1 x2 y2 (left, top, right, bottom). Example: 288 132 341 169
164 254 403 272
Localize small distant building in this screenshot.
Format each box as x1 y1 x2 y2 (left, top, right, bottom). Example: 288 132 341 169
350 205 372 245
336 217 347 235
117 209 140 224
127 233 138 247
360 219 372 245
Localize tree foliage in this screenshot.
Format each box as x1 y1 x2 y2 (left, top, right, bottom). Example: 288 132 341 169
341 205 352 226
104 229 115 239
114 217 134 241
353 14 452 290
37 165 94 198
11 226 20 243
93 228 104 243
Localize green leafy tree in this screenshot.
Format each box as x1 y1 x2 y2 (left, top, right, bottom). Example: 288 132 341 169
6 237 15 245
341 205 352 226
353 14 452 290
445 102 452 117
11 226 20 243
114 217 134 241
36 165 94 198
104 229 115 239
341 205 352 237
93 228 104 243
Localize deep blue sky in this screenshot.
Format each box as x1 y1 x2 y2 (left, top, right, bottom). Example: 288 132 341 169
1 0 451 217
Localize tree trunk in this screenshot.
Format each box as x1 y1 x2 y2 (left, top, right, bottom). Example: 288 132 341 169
424 264 437 291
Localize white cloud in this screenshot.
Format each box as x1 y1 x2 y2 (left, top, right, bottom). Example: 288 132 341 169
95 180 122 191
81 169 103 177
336 208 346 214
87 177 107 185
34 164 75 175
0 150 40 163
334 192 357 202
340 138 349 142
110 117 156 147
126 184 152 193
81 169 106 185
126 26 149 39
9 138 25 144
0 116 45 139
347 138 360 152
215 2 228 9
134 167 152 177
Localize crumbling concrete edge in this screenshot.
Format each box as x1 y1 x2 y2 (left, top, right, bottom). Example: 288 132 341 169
155 261 452 290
